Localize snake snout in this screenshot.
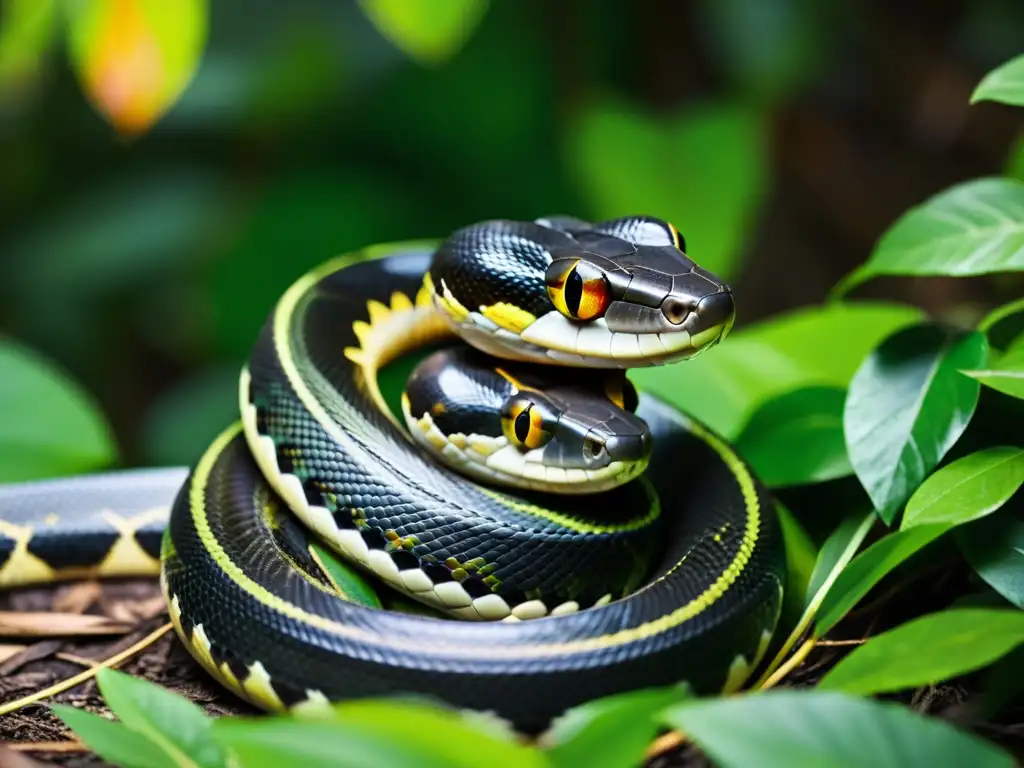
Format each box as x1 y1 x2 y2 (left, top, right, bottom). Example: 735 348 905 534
603 430 652 464
694 289 736 341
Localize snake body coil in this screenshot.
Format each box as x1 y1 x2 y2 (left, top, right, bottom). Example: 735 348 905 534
0 219 784 731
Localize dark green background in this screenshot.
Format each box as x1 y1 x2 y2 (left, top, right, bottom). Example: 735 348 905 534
0 0 1021 468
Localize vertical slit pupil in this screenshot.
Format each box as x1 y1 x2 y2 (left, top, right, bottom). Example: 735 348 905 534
514 407 532 443
565 267 584 316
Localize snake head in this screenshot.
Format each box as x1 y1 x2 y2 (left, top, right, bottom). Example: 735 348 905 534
544 246 737 358
534 226 736 367
401 348 651 495
427 216 735 369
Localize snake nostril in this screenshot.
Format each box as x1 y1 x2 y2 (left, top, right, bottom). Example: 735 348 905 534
661 297 690 325
583 437 607 463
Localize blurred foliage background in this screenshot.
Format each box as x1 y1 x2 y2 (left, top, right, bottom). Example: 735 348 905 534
0 0 1022 472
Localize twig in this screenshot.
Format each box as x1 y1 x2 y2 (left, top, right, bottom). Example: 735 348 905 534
644 729 687 761
759 638 816 691
55 652 102 668
0 622 172 717
5 740 88 754
816 638 866 647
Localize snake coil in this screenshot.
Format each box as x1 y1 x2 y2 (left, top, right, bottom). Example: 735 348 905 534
0 218 785 731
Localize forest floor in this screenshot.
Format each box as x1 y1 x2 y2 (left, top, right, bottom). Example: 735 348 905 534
0 569 1021 768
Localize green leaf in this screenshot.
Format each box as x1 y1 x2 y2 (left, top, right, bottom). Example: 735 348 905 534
212 699 544 768
568 98 767 281
736 386 852 486
52 705 179 768
0 340 115 482
962 339 1024 400
777 504 817 608
308 541 382 609
65 0 208 134
96 668 222 768
357 0 489 65
971 53 1024 106
543 687 685 768
662 690 1014 768
755 511 874 688
815 524 950 636
805 512 876 608
843 324 988 523
836 178 1024 294
958 511 1024 608
901 447 1024 529
978 297 1024 334
819 608 1024 694
0 0 56 92
632 301 922 439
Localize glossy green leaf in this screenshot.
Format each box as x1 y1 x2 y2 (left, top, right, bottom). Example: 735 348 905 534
212 699 544 768
962 338 1024 400
543 687 685 768
568 98 767 281
805 512 876 608
0 340 115 482
844 324 987 522
96 669 222 768
308 541 382 609
737 386 852 486
979 297 1024 334
357 0 489 65
816 524 950 635
971 53 1024 106
901 447 1024 529
0 0 56 92
65 0 208 134
662 690 1014 768
836 178 1024 294
633 301 922 439
958 511 1024 609
819 609 1024 694
53 705 180 768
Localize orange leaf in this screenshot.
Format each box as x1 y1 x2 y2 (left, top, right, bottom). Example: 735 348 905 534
65 0 207 135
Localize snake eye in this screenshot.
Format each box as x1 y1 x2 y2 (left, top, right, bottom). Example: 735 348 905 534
546 259 611 321
502 398 550 451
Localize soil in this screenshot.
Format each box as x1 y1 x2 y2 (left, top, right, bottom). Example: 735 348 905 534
1 566 1022 767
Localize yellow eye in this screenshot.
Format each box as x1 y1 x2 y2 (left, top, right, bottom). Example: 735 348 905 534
547 260 611 321
502 400 549 450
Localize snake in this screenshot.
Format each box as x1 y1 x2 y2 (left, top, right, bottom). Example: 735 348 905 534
0 216 785 732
